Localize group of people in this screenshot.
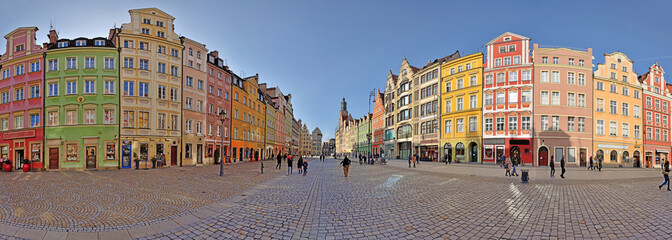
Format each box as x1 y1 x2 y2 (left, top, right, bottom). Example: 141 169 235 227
587 155 603 171
275 154 308 176
500 155 519 177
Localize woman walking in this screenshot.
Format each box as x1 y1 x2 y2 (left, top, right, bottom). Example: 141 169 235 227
504 156 511 176
297 156 304 174
549 156 555 178
287 155 293 175
660 160 670 191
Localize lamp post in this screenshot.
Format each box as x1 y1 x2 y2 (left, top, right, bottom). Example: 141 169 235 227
369 89 375 159
219 110 226 176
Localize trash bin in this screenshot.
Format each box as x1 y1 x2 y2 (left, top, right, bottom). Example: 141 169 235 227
521 170 529 183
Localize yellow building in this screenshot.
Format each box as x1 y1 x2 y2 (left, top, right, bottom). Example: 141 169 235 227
440 52 484 163
114 8 182 168
231 74 265 162
593 52 642 166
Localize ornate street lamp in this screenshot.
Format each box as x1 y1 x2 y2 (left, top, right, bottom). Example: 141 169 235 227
219 110 226 176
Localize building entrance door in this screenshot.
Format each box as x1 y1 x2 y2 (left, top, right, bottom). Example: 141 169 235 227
86 146 97 169
15 150 24 170
49 148 59 169
197 144 203 164
579 149 587 167
538 147 549 167
171 146 178 166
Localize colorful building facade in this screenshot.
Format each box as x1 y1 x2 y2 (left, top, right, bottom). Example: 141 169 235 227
113 8 183 169
44 33 119 170
181 37 208 166
0 27 45 170
482 32 534 165
440 52 483 163
639 63 670 168
231 74 265 162
532 45 593 167
205 50 231 164
372 91 384 156
593 52 642 167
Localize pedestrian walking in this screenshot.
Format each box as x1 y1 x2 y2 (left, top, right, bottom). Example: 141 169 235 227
560 156 566 178
444 154 448 165
504 156 511 176
297 156 304 174
550 156 555 178
659 160 670 191
598 156 602 172
413 154 417 168
287 155 293 175
276 154 282 169
416 153 420 165
588 156 594 171
512 159 519 176
340 156 351 177
408 154 412 168
303 161 308 176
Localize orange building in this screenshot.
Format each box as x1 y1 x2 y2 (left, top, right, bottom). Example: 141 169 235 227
231 74 265 162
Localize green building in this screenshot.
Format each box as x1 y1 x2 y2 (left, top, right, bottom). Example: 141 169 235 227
356 115 371 156
44 33 119 170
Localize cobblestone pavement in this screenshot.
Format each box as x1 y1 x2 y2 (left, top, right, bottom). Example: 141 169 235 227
139 158 672 240
0 160 279 232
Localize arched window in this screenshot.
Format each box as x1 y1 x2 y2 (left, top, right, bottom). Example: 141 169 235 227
456 142 465 160
610 150 618 162
622 151 630 163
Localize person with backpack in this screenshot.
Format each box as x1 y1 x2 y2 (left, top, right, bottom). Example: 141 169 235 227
303 161 308 176
287 155 293 175
660 160 670 191
297 156 304 174
340 156 351 177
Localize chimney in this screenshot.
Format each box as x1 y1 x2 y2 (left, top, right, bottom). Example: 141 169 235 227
48 29 58 44
211 50 218 58
533 43 539 49
108 28 116 41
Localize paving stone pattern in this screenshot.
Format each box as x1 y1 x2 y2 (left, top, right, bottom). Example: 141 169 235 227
141 159 672 239
0 161 278 232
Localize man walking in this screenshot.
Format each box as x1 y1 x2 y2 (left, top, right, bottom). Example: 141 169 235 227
408 154 412 168
340 156 351 177
287 155 293 175
598 156 602 172
560 156 566 178
550 156 555 178
276 154 282 169
659 160 670 191
588 155 594 171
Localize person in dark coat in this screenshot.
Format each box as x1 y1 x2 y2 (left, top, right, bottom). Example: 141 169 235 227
659 160 670 191
297 156 304 174
588 156 594 171
560 156 566 178
276 154 282 169
340 156 351 177
287 155 293 175
549 155 555 178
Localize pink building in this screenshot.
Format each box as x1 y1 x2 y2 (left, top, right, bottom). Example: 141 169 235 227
638 63 671 168
532 44 594 167
206 51 232 163
482 32 533 165
0 27 46 170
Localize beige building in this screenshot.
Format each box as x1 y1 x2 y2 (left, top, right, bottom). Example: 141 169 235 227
300 124 311 155
113 8 182 168
384 58 419 159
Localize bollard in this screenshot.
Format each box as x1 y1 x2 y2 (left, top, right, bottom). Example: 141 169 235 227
521 170 529 183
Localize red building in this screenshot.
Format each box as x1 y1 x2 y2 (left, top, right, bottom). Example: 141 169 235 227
482 32 534 165
0 27 46 170
638 63 671 168
206 51 232 163
372 90 384 156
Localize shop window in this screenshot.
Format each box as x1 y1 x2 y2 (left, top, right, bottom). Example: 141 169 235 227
106 143 115 160
66 144 78 161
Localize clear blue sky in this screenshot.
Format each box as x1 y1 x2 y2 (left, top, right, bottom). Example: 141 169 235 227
1 0 671 140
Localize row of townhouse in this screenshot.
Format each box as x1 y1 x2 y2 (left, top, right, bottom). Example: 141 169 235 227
336 32 670 168
0 8 317 171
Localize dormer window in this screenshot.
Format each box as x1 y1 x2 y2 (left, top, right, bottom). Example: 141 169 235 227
76 40 86 46
143 18 151 24
57 41 69 48
15 44 24 52
94 40 105 46
504 37 511 41
156 21 164 27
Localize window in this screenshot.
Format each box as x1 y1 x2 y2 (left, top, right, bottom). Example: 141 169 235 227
518 116 529 130
647 97 652 107
470 95 477 109
567 72 575 84
656 113 661 124
197 80 204 90
171 49 179 58
509 71 518 82
170 88 179 101
14 88 23 101
485 94 493 105
552 116 559 131
596 120 604 135
123 81 134 96
15 44 25 52
484 118 492 131
656 129 661 140
634 105 640 118
456 119 464 133
1 70 8 79
541 91 549 105
445 120 452 133
647 112 652 122
143 18 151 24
578 94 585 107
124 58 134 68
209 85 214 94
138 82 149 97
567 93 575 106
171 115 178 130
66 110 77 125
84 109 95 124
495 59 501 67
94 40 105 46
30 61 40 72
157 63 166 74
610 84 617 93
541 116 548 130
1 92 7 104
504 57 511 65
509 91 518 103
156 31 165 38
577 117 585 132
610 100 617 114
30 85 39 98
509 116 517 131
457 79 463 89
553 57 559 64
542 57 548 64
85 57 95 69
551 92 560 105
611 72 617 79
48 83 58 96
66 57 77 69
496 73 505 83
158 85 167 99
186 76 193 87
139 59 149 70
104 58 114 69
622 123 629 137
66 81 77 95
196 121 203 134
156 20 164 27
141 28 150 35
622 75 628 82
138 112 149 128
568 58 574 65
197 100 203 112
568 117 575 131
513 56 521 64
14 65 24 76
185 97 193 109
457 98 464 111
84 80 95 94
621 103 629 116
522 70 531 81
610 121 617 136
12 116 21 129
664 102 668 112
521 91 531 103
634 90 640 99
622 87 629 96
596 82 603 91
656 99 661 110
171 66 179 76
485 75 493 85
123 40 133 48
665 115 669 127
470 76 477 86
541 71 549 82
104 109 114 124
496 117 505 131
469 117 477 132
27 113 39 128
57 41 69 48
499 46 506 53
75 40 87 47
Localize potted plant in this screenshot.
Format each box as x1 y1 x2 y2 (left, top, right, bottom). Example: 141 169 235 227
3 159 11 172
21 159 30 172
133 157 140 170
151 157 157 169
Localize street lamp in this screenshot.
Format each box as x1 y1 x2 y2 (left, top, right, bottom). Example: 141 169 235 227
219 110 226 176
369 89 375 159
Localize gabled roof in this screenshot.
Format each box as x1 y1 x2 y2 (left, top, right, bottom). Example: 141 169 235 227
667 83 672 93
4 27 38 39
486 32 530 46
129 8 175 20
420 51 461 70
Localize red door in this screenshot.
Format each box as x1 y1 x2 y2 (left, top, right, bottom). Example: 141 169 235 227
49 148 59 170
171 146 178 166
539 147 549 167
